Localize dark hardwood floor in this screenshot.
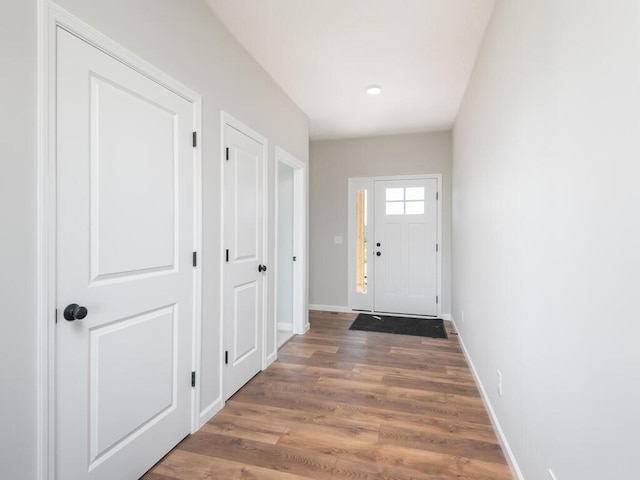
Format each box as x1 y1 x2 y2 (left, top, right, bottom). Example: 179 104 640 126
142 311 512 480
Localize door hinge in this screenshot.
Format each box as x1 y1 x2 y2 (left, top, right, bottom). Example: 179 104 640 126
225 351 229 365
436 191 439 201
55 308 58 324
225 249 229 262
191 371 196 387
192 251 197 267
293 256 297 262
436 244 439 252
225 147 229 161
192 131 197 148
436 296 439 304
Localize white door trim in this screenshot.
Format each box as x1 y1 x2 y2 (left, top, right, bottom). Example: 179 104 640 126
274 146 308 348
37 3 203 478
347 174 443 317
219 112 269 400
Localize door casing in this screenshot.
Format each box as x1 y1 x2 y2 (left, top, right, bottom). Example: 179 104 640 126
37 3 202 479
274 146 308 348
347 174 442 317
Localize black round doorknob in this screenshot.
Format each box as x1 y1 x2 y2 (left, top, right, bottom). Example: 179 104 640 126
376 252 382 256
258 264 268 273
64 303 88 321
376 243 381 247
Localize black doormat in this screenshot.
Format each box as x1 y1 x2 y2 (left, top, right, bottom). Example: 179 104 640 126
349 313 448 339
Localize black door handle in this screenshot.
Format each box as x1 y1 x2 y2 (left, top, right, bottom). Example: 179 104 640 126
63 303 88 321
376 242 381 247
376 252 381 257
258 264 267 273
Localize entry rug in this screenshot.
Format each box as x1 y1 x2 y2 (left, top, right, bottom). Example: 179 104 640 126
349 313 448 339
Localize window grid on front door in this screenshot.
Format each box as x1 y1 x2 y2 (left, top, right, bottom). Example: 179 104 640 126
385 187 425 215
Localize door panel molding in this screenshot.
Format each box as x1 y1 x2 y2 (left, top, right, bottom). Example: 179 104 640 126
37 3 202 479
347 174 442 317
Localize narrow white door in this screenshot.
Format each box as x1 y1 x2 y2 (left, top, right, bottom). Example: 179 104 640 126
223 124 265 399
56 29 195 480
374 178 438 315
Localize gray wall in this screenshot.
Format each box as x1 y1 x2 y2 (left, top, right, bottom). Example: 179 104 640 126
453 1 640 478
0 1 37 478
309 132 452 314
0 1 308 478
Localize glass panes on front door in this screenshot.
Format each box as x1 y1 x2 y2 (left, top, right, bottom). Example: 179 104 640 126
385 186 424 215
355 189 368 293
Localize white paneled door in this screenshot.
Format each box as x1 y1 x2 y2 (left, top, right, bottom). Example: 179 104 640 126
223 123 265 399
374 178 438 315
56 29 195 480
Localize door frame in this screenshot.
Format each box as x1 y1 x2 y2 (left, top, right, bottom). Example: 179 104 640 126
36 3 203 479
274 146 308 349
219 112 269 401
347 174 442 317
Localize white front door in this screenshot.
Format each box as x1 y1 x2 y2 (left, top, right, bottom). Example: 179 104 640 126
56 29 196 480
223 123 265 399
374 178 438 315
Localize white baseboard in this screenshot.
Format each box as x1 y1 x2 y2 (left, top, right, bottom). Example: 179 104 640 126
309 304 351 313
441 313 453 321
453 320 525 480
277 323 293 331
265 351 277 367
294 322 310 335
197 396 222 430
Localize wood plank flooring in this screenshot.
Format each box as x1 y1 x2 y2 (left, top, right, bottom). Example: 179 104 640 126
142 311 512 480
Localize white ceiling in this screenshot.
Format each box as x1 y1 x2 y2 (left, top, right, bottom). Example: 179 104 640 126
205 0 495 140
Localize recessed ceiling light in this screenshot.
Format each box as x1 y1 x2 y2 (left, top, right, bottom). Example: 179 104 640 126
366 85 382 95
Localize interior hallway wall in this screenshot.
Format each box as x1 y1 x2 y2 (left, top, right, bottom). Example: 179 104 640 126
1 1 308 478
309 132 452 314
52 0 309 422
0 1 38 478
453 1 640 478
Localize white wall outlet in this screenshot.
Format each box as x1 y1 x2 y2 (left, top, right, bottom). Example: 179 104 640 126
334 235 343 244
497 370 503 396
548 469 558 480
